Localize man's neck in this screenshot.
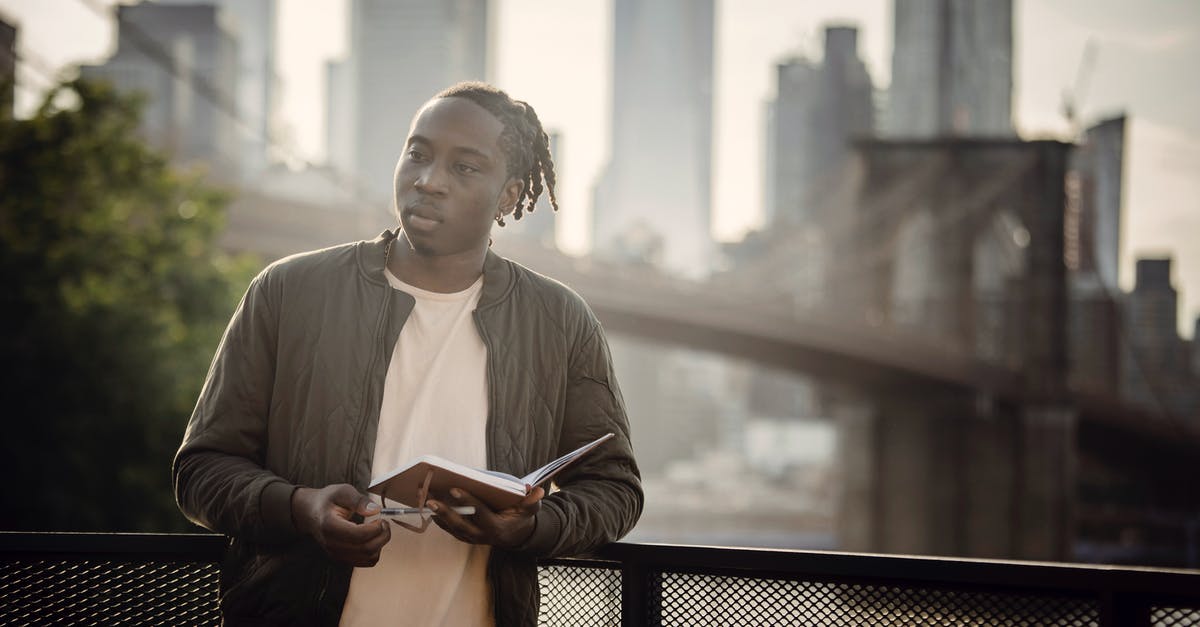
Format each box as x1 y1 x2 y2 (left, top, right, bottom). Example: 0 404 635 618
387 234 487 293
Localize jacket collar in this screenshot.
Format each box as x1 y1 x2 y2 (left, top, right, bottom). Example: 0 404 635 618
361 229 514 308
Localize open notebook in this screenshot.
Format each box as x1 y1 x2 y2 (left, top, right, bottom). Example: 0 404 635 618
368 432 616 511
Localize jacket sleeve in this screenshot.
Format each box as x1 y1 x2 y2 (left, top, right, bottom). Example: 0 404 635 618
516 321 644 558
172 270 301 543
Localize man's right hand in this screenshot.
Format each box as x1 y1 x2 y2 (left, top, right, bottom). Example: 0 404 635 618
291 484 391 567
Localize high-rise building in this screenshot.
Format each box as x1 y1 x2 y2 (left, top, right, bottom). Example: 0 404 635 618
1066 116 1126 393
1068 116 1126 290
592 0 714 278
1068 289 1121 393
1122 258 1197 419
157 0 276 180
325 57 355 178
765 26 874 227
80 3 240 180
886 0 1013 137
338 0 490 210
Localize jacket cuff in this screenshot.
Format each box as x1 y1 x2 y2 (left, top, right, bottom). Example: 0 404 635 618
514 506 562 556
260 480 301 540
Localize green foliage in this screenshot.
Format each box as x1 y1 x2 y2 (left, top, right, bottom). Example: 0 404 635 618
0 79 259 532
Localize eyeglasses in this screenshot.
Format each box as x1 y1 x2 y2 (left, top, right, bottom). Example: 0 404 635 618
380 469 435 533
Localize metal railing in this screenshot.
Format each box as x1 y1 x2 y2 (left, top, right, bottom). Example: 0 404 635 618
2 532 1198 626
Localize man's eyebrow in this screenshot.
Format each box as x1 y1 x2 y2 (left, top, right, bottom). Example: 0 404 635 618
406 134 493 163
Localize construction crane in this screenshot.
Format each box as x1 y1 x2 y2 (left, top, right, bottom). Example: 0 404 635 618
1061 38 1097 139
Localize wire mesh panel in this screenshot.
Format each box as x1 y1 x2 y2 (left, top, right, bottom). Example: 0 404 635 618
537 564 622 627
1154 607 1200 627
654 572 1099 627
0 558 220 626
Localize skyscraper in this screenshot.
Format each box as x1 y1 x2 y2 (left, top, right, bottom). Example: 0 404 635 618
886 0 1013 137
1069 116 1126 291
336 0 490 209
1066 116 1126 393
592 0 714 278
325 56 355 179
80 3 240 180
157 0 277 180
1122 258 1197 419
765 26 874 227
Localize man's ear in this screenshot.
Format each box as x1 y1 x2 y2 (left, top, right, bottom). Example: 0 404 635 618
498 178 524 217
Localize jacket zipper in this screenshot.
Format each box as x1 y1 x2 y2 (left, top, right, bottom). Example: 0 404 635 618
475 309 506 627
474 310 499 471
347 290 392 483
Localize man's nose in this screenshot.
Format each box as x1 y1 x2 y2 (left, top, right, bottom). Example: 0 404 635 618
414 163 448 194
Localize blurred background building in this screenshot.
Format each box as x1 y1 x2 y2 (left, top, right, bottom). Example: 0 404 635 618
591 0 714 278
884 0 1013 137
157 0 276 181
764 25 874 228
327 0 489 212
79 3 241 181
1123 258 1200 419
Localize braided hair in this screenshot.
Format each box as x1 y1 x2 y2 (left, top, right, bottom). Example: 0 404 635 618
434 82 558 226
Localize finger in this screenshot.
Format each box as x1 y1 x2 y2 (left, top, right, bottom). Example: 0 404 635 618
446 488 489 511
362 518 391 552
431 514 471 543
513 486 545 516
326 515 390 546
491 486 543 518
328 519 390 561
431 511 476 544
355 495 381 518
355 523 391 565
429 499 484 541
328 484 368 509
325 520 384 551
445 489 497 528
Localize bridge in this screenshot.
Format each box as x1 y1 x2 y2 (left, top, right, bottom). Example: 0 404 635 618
219 137 1200 568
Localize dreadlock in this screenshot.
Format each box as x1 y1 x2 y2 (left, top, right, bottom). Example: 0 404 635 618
434 82 558 226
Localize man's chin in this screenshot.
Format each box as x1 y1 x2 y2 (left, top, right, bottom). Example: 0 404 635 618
398 229 492 259
400 230 438 256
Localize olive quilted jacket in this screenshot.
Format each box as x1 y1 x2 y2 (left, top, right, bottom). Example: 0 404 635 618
173 229 643 626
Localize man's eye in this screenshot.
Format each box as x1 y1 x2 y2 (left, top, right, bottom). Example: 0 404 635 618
407 149 426 161
456 163 479 174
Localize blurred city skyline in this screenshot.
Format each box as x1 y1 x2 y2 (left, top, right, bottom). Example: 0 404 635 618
2 0 1197 335
3 0 1198 565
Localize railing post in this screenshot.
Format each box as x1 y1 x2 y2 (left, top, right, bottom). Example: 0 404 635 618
1100 591 1149 627
621 560 652 627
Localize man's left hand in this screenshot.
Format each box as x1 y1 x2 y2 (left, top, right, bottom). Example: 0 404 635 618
427 486 544 549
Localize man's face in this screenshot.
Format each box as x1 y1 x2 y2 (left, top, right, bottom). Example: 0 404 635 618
393 97 521 257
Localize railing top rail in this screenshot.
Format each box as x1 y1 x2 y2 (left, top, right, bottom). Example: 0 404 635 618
0 531 225 559
4 532 1197 601
582 542 1200 598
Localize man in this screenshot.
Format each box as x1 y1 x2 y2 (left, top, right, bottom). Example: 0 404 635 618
173 82 643 626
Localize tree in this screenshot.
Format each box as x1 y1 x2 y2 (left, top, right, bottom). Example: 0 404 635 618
0 79 258 532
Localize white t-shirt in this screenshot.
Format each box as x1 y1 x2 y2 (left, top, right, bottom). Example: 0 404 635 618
339 269 493 627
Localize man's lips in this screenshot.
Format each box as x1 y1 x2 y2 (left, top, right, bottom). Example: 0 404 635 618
403 204 442 229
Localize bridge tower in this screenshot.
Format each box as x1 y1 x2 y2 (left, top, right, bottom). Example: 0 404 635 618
830 138 1075 560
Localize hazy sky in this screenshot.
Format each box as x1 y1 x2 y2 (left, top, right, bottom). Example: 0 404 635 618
2 0 1198 335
